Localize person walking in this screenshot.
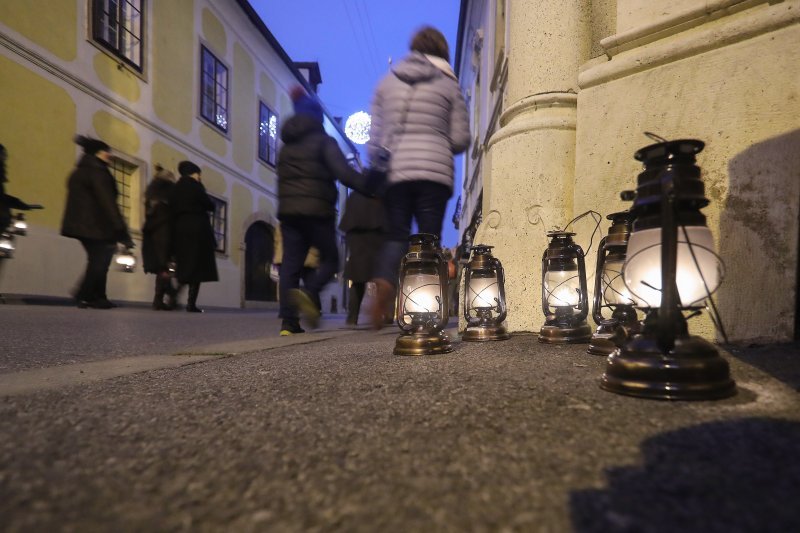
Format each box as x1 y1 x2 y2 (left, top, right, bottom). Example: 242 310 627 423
141 164 177 310
276 86 379 335
169 160 218 313
1 144 42 293
367 26 470 328
61 136 134 309
339 190 386 326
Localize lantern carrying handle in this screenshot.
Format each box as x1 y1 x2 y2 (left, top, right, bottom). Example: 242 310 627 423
493 257 508 324
592 235 611 326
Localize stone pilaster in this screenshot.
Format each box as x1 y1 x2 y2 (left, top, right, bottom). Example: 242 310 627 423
476 0 592 332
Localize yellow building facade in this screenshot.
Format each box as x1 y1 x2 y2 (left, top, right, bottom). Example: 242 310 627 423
456 0 800 343
0 0 357 310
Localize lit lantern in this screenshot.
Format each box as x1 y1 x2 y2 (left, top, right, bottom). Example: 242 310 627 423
0 232 15 259
462 245 510 342
588 211 640 355
11 213 27 236
601 138 735 400
538 231 592 343
393 233 452 356
114 247 137 273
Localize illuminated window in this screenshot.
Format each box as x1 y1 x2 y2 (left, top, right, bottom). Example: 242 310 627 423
208 195 227 254
200 46 229 132
108 157 137 225
92 0 144 71
258 102 279 166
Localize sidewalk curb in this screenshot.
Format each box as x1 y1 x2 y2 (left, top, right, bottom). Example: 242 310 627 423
0 328 374 397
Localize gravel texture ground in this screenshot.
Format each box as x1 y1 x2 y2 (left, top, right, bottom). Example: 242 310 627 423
0 304 798 532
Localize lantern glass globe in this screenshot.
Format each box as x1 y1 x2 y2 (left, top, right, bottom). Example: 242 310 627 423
545 270 581 308
400 273 441 314
468 274 499 309
624 225 720 308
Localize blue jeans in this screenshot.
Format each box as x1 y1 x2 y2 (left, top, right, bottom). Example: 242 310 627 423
278 216 339 320
374 181 451 286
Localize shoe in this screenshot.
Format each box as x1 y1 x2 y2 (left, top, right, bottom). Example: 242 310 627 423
280 320 305 336
289 289 321 329
186 305 203 313
369 278 395 330
77 299 113 309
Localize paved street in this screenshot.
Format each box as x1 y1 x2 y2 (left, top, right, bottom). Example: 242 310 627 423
1 304 799 531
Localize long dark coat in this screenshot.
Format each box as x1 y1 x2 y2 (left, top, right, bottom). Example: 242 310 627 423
60 154 130 243
141 177 174 273
169 176 218 284
339 191 385 283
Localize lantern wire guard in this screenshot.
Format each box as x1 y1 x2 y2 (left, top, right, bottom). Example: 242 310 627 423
600 136 735 400
538 230 593 344
462 245 510 342
588 211 641 355
393 233 453 356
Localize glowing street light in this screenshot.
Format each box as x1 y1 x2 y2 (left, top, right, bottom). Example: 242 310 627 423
345 111 371 145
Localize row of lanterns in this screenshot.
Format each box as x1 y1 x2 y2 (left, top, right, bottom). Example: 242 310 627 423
390 137 735 401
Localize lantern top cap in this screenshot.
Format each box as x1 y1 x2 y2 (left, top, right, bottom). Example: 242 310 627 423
408 233 438 246
634 139 705 163
607 210 632 222
546 230 576 238
471 244 494 254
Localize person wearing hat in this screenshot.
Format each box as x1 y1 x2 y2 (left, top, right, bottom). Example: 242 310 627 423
276 86 380 335
142 164 177 310
169 160 218 312
61 135 134 309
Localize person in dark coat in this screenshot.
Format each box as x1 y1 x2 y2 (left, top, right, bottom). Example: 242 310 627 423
339 190 386 326
61 136 134 309
142 164 176 310
1 144 42 288
169 160 218 313
276 86 380 335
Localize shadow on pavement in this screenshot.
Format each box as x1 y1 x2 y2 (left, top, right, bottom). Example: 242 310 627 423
727 342 800 393
570 417 800 532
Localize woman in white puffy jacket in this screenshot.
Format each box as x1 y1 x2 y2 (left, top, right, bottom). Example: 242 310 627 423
368 26 470 328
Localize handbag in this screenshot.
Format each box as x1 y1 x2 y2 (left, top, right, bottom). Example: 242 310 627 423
367 80 417 187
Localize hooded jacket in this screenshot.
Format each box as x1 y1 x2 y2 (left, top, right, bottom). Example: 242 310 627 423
368 51 470 190
277 114 368 219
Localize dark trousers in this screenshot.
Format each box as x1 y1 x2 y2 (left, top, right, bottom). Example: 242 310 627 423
347 281 366 324
279 216 339 321
374 181 451 285
76 239 116 302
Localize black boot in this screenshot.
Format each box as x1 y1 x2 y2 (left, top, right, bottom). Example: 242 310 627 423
152 274 169 310
186 283 203 313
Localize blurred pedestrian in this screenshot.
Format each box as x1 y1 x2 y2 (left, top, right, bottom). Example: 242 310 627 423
276 86 380 335
339 190 386 326
60 136 134 309
367 26 470 328
142 164 177 310
0 144 43 290
169 160 218 313
272 221 319 299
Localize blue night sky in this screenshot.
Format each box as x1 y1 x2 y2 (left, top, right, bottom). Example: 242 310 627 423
252 0 464 248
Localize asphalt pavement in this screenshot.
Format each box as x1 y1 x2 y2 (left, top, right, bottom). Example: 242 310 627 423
0 303 799 532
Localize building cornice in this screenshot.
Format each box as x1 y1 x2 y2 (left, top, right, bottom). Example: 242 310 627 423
580 0 799 89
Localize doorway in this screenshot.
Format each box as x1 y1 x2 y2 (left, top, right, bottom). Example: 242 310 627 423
245 221 277 301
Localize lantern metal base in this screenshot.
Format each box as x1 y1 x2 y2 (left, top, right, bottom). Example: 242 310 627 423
462 324 510 342
393 330 453 356
601 333 736 400
538 321 592 344
588 319 641 356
